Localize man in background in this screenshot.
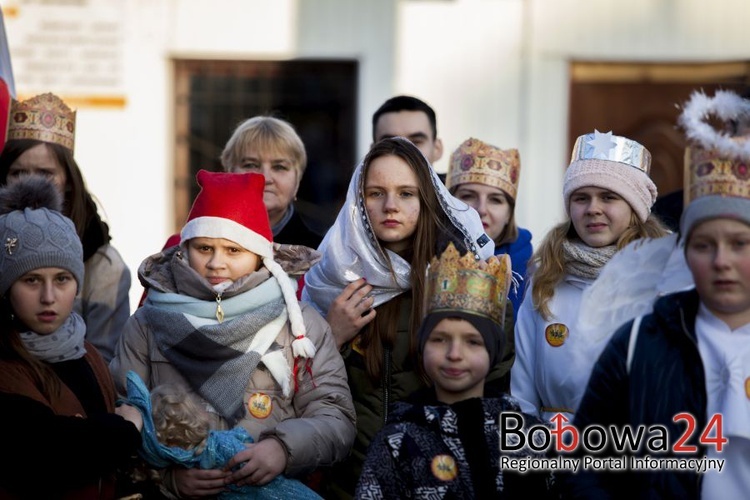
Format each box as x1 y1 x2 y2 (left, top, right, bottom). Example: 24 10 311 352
371 95 444 166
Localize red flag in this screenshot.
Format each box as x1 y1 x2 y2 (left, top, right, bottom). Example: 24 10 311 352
0 8 15 148
0 78 9 147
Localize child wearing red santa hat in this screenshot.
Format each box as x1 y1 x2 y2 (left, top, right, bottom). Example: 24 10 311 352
111 170 355 498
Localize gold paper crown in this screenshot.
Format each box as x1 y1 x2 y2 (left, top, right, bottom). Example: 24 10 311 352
570 130 651 174
424 242 511 326
446 138 521 200
684 141 750 205
8 93 76 151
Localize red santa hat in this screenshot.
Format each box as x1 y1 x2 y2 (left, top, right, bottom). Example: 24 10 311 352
181 170 315 361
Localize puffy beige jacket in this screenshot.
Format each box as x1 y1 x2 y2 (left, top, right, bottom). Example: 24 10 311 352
109 246 356 484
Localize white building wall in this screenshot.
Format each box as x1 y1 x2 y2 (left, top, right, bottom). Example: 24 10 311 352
397 0 750 249
5 0 750 309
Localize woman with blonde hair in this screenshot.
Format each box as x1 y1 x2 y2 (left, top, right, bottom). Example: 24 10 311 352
511 131 669 422
221 116 323 248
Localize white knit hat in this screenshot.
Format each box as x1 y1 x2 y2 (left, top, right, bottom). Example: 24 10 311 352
563 130 657 222
181 170 316 361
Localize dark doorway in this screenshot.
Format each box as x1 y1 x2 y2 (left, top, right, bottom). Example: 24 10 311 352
174 59 358 234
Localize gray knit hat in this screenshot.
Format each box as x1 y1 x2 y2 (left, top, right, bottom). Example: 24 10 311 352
0 176 84 295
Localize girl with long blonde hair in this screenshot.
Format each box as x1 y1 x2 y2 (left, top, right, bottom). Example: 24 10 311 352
511 131 669 422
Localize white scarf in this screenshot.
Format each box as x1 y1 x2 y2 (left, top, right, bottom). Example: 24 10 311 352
303 137 494 316
20 312 87 363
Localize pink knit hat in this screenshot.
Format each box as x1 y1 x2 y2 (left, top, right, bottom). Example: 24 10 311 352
563 130 657 222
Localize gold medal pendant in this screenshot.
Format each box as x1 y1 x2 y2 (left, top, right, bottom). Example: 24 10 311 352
215 294 225 323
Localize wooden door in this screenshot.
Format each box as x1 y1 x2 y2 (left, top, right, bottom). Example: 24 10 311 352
569 62 750 199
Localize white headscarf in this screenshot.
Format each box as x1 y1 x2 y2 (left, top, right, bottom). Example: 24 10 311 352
303 137 494 316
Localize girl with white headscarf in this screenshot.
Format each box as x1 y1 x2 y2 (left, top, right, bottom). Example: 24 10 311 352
303 137 495 498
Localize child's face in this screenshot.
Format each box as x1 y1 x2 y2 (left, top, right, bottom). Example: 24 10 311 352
453 183 511 241
7 143 68 198
422 318 490 404
569 186 633 247
364 154 421 253
10 267 77 335
187 237 260 287
686 218 750 329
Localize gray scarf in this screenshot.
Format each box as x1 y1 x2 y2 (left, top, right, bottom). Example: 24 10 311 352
20 312 87 363
562 239 617 280
143 280 287 425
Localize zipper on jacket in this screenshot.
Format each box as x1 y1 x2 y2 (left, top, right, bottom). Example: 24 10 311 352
678 305 706 494
382 347 391 425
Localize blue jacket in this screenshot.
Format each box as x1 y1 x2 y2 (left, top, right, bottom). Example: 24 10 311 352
496 227 533 323
562 290 706 499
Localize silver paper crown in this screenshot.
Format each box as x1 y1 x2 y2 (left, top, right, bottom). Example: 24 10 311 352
570 130 651 174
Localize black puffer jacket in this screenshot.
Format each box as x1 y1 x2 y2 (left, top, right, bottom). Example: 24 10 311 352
561 290 707 500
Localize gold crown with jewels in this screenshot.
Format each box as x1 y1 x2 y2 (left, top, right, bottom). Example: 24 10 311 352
684 141 750 204
447 138 521 201
424 242 511 326
8 93 76 151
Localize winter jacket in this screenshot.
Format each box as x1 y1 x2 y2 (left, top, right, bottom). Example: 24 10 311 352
109 246 356 489
496 226 533 319
0 342 141 499
512 274 599 421
274 207 324 250
561 290 707 499
77 243 131 363
328 294 516 499
356 394 551 499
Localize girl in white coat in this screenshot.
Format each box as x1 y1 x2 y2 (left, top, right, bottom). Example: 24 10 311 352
511 131 669 421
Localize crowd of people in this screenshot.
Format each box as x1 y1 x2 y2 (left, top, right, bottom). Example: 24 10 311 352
0 87 748 500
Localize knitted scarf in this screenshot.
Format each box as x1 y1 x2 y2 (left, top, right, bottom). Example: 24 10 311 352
562 239 617 280
142 278 289 425
19 312 87 363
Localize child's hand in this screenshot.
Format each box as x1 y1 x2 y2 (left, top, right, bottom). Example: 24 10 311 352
173 467 230 498
326 278 376 349
225 438 288 486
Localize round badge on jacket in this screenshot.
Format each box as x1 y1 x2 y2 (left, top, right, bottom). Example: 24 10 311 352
545 323 569 347
431 454 458 482
745 377 750 400
248 392 272 419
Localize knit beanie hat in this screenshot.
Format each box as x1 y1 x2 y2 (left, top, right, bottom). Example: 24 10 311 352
563 130 657 222
678 90 750 238
446 138 521 201
0 176 83 295
180 169 315 360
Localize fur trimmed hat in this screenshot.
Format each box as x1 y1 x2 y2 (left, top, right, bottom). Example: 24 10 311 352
0 176 83 295
181 170 315 361
563 130 657 222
